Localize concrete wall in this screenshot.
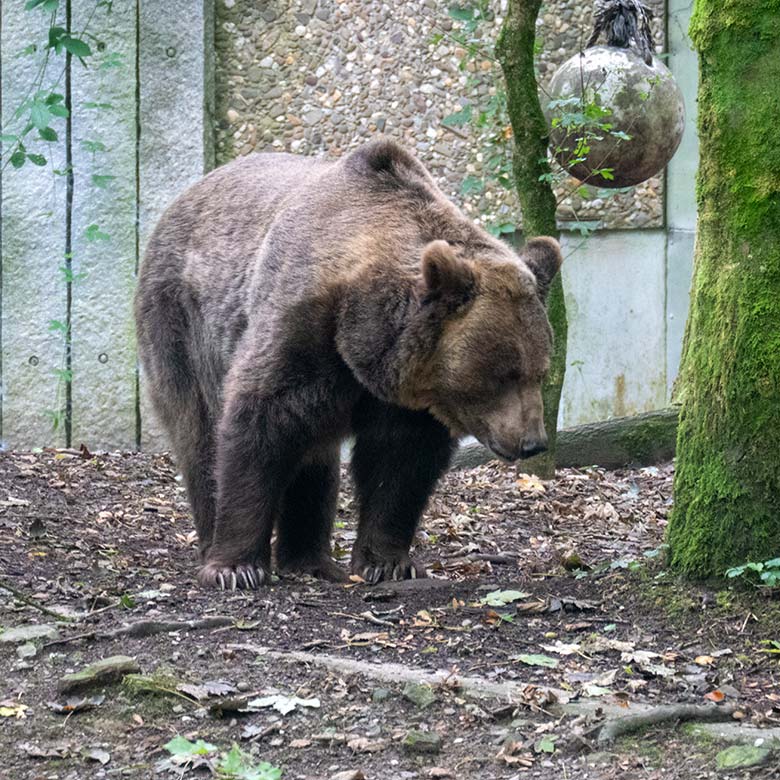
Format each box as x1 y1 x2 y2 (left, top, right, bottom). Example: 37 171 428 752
215 0 666 231
0 1 213 449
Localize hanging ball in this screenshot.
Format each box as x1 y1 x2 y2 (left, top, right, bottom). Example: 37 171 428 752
545 45 685 188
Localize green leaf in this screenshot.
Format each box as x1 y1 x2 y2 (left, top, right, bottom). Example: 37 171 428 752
63 36 92 58
85 224 111 241
58 265 88 283
100 52 124 69
39 126 58 142
10 150 27 168
48 26 67 51
442 105 472 127
27 153 47 166
119 594 136 609
30 102 51 130
53 368 73 383
48 104 69 118
82 139 107 153
26 0 59 10
163 735 217 756
0 134 19 143
216 744 282 780
448 6 476 22
45 93 65 105
164 736 217 757
480 589 530 607
534 735 557 754
512 653 559 668
48 320 68 333
91 173 115 188
486 222 516 237
460 175 484 196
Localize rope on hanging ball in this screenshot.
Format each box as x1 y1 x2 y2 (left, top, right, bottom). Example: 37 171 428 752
586 0 655 65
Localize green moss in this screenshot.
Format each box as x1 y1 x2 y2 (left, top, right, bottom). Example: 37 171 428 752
616 412 678 462
668 1 780 577
616 734 664 766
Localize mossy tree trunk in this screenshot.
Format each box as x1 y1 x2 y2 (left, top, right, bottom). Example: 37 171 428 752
668 1 780 576
496 0 567 479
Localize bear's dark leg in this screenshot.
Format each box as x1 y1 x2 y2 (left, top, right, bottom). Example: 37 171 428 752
171 401 217 559
138 315 217 558
200 390 304 590
276 445 347 582
350 401 455 584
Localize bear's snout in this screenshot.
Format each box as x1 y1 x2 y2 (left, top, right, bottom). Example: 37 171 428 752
486 432 547 462
477 385 548 463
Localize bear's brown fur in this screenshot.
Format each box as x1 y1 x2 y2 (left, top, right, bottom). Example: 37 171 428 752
135 139 561 589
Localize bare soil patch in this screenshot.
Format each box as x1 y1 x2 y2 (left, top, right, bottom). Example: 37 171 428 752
1 450 779 779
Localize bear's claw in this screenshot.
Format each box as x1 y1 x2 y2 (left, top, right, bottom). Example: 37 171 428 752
199 561 268 590
355 557 426 585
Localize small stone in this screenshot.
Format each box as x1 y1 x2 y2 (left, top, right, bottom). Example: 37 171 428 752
402 681 436 709
402 730 442 754
716 745 771 770
236 681 251 692
17 642 38 659
0 623 59 644
226 109 240 124
303 108 323 125
58 655 141 694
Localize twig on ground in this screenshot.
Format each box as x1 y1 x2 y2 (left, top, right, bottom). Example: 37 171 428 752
43 615 233 647
0 578 75 622
596 703 737 745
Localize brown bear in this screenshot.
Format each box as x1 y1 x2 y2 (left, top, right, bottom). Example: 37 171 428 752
135 139 561 590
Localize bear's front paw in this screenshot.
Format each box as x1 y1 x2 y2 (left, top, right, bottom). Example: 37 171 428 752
198 560 269 590
351 551 427 585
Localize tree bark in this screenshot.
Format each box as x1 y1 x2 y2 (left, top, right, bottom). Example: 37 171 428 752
668 1 780 575
452 407 678 471
496 0 567 479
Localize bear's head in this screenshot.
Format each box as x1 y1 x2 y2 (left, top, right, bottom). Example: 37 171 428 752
337 235 562 462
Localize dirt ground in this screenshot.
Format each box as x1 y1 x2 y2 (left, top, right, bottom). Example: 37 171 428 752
1 449 779 780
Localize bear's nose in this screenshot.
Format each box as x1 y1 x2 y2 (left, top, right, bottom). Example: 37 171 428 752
520 438 548 459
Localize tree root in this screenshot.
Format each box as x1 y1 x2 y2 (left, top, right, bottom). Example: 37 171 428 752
44 615 233 647
596 703 737 745
0 578 76 622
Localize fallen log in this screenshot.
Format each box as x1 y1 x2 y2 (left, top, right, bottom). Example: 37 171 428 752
452 407 679 471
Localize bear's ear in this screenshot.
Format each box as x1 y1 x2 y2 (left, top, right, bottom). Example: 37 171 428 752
521 236 563 303
420 240 475 305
